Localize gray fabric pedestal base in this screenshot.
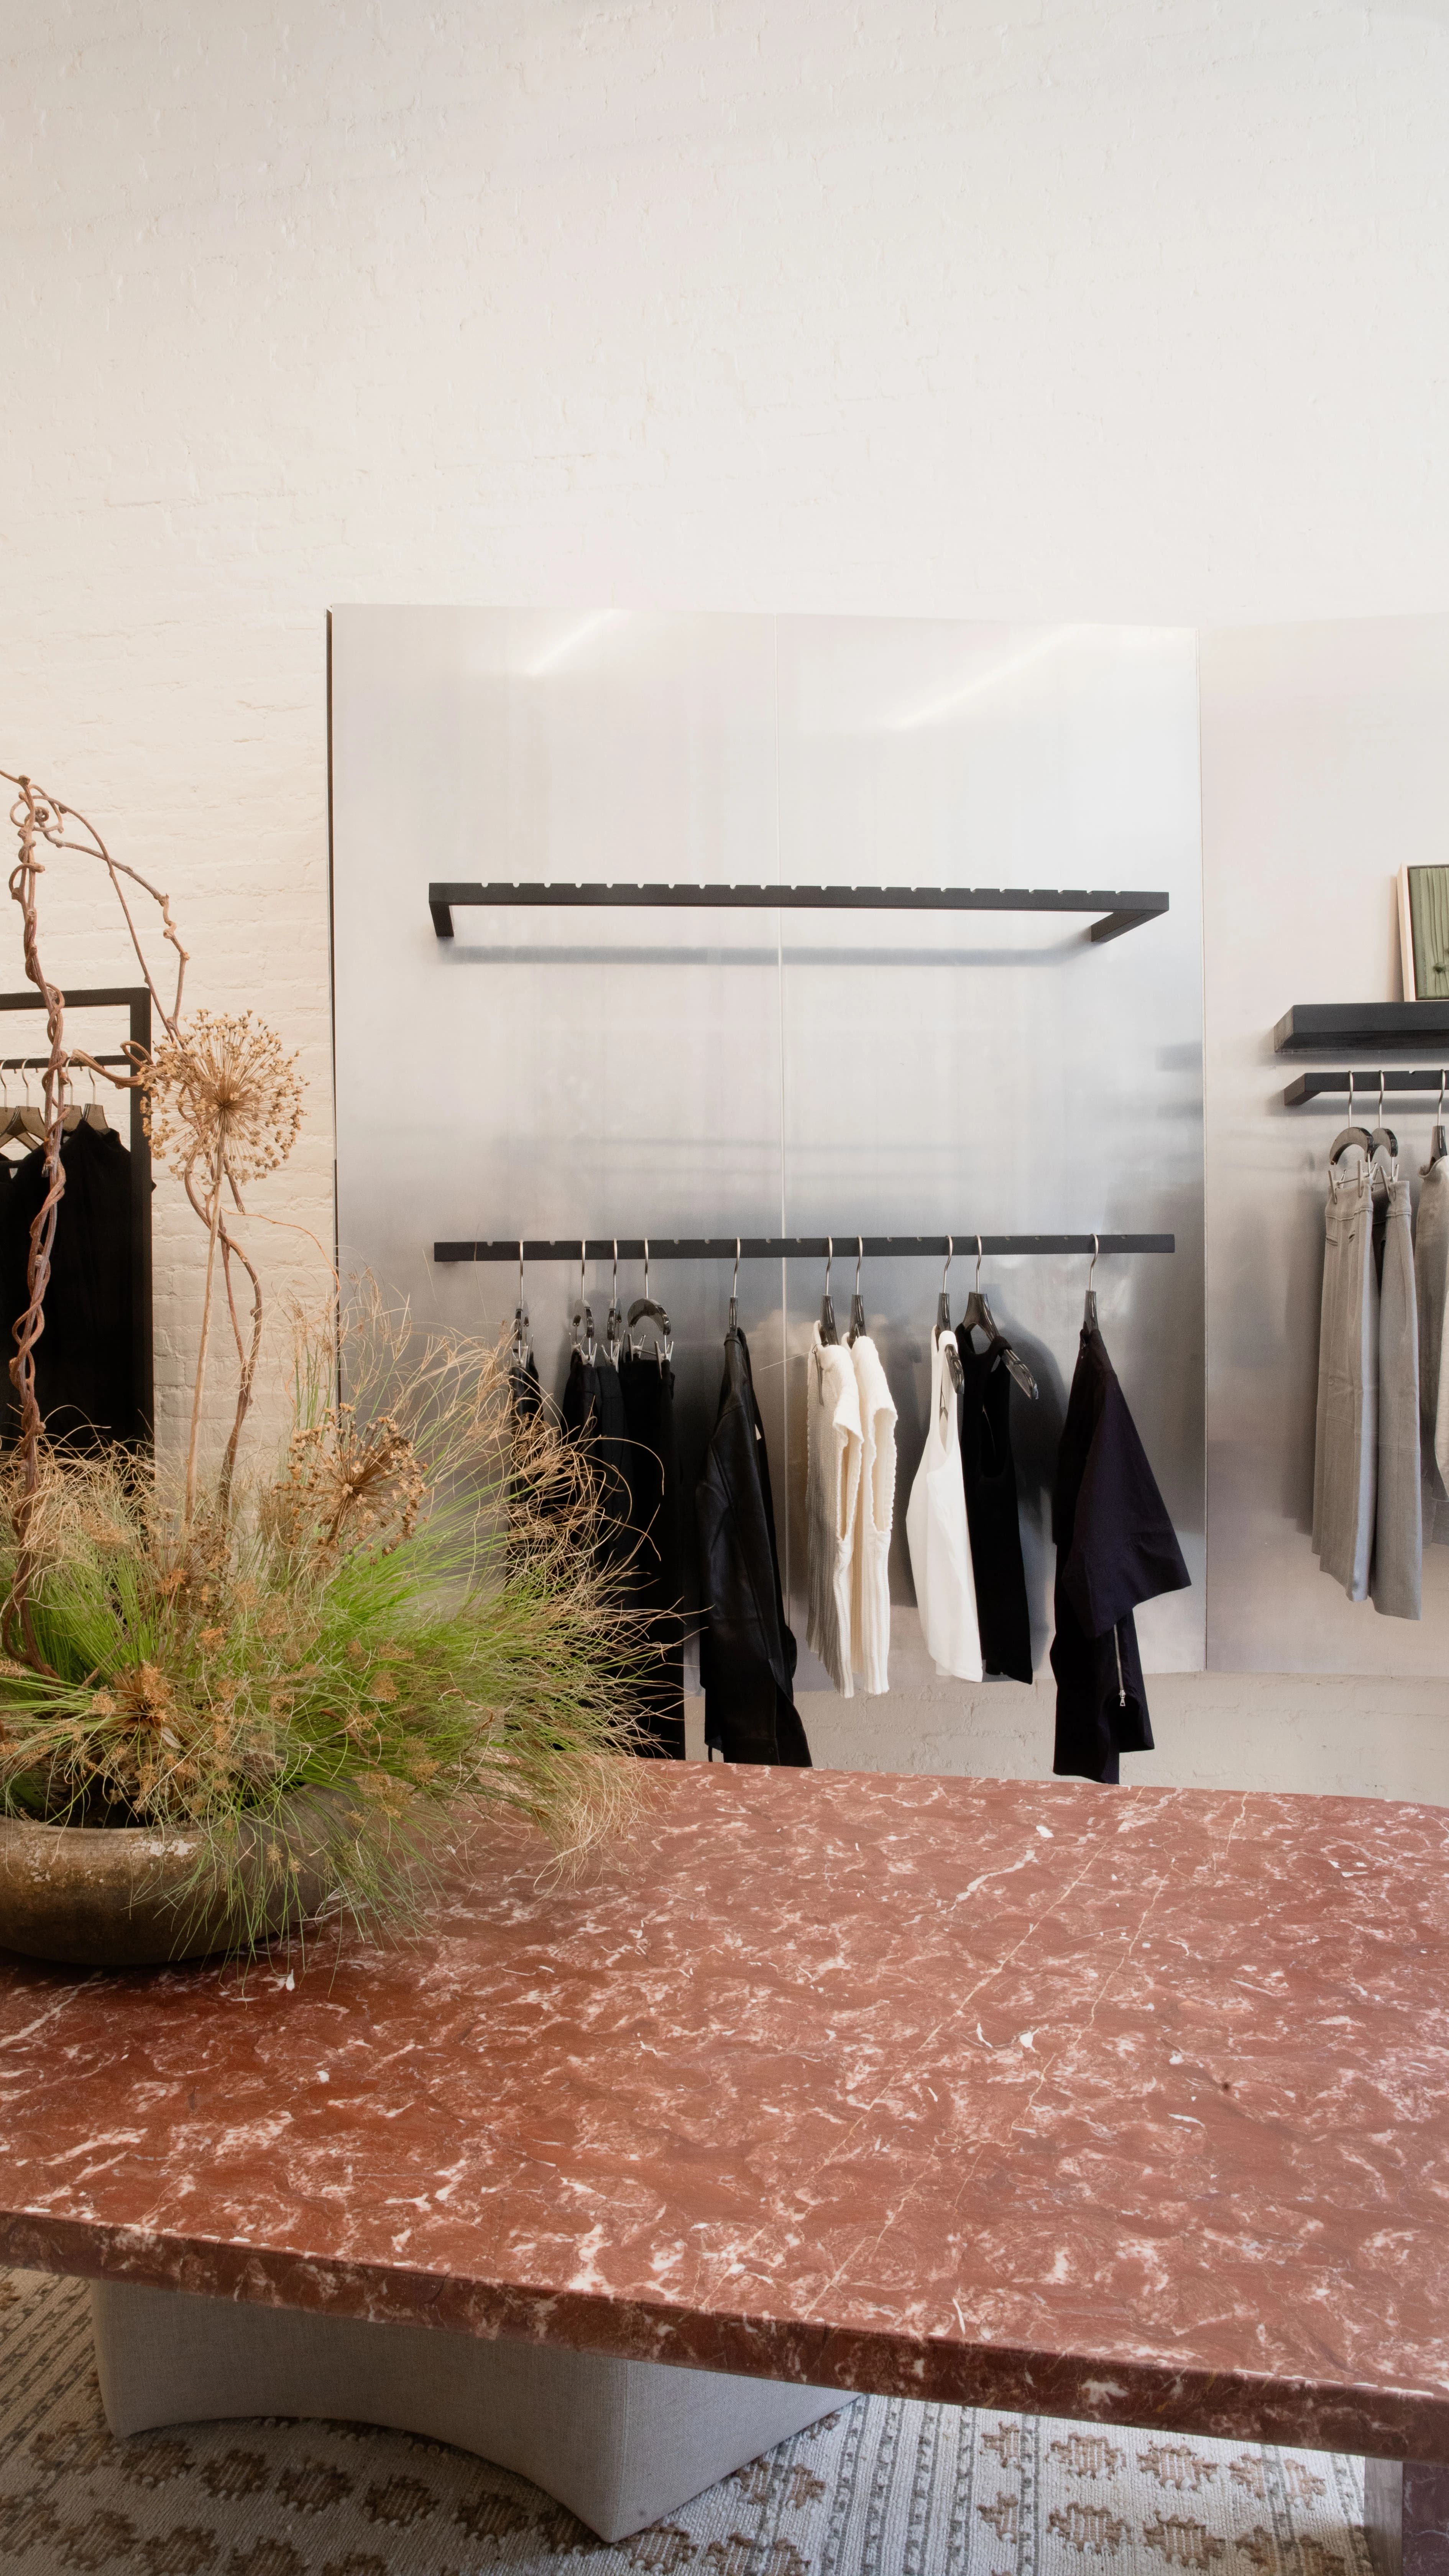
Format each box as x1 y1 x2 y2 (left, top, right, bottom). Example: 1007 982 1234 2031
89 2277 843 2545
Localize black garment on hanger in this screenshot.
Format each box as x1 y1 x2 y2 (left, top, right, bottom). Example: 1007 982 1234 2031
1050 1322 1190 1784
560 1349 632 1572
509 1351 541 1421
696 1326 810 1767
956 1325 1033 1684
618 1349 686 1761
0 1123 136 1451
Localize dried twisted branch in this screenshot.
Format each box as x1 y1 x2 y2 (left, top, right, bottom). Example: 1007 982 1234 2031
0 772 304 1672
2 779 69 1668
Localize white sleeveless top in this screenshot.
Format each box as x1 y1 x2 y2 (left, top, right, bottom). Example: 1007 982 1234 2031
906 1326 982 1681
806 1324 863 1695
849 1332 897 1694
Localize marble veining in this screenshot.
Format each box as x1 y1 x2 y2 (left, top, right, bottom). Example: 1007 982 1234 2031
2 1767 1447 2460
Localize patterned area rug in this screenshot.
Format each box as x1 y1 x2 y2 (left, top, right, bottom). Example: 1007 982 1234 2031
0 2267 1373 2576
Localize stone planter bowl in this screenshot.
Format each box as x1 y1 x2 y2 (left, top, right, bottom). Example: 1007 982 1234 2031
0 1791 351 1968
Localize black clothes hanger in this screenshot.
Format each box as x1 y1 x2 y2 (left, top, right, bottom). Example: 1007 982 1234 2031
957 1233 1038 1401
848 1236 867 1343
1329 1070 1373 1168
818 1236 839 1345
1083 1234 1099 1335
626 1237 673 1366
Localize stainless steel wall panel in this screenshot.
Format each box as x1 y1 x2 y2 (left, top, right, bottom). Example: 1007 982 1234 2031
330 607 1206 1730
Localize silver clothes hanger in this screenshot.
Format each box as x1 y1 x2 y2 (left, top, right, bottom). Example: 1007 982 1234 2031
511 1240 532 1369
1083 1234 1099 1334
958 1232 1038 1401
728 1236 741 1336
848 1235 867 1344
935 1238 964 1399
604 1238 624 1367
1329 1070 1373 1168
1426 1071 1449 1173
1368 1068 1398 1183
571 1239 596 1365
818 1236 840 1345
626 1238 673 1365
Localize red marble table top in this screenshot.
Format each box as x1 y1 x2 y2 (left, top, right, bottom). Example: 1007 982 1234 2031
2 1765 1447 2461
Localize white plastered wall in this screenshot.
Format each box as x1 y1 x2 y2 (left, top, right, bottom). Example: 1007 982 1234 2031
3 2 1448 1799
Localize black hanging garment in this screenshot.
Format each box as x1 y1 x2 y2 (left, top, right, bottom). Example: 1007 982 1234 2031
696 1326 810 1766
956 1325 1033 1684
1050 1322 1190 1784
0 1123 137 1451
618 1348 686 1760
508 1350 541 1421
559 1349 632 1572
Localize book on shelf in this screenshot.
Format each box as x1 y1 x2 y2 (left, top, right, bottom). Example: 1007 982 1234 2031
1398 864 1449 1001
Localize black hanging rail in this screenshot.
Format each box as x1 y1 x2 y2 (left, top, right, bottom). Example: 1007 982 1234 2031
435 1233 1175 1264
1284 1069 1449 1106
428 881 1170 944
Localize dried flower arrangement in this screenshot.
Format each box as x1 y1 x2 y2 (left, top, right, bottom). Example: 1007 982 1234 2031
0 773 644 1954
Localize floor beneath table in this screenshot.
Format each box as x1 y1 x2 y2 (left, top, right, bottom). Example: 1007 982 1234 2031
0 2268 1375 2576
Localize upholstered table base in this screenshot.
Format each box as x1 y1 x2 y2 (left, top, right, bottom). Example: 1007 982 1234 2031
90 2277 843 2545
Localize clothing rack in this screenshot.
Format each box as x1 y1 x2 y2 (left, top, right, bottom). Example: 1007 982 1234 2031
0 985 153 1445
1283 1070 1449 1106
428 881 1170 944
436 1233 1175 1263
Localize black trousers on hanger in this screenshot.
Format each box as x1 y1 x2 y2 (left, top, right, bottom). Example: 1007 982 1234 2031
696 1327 810 1767
618 1350 686 1760
560 1350 632 1571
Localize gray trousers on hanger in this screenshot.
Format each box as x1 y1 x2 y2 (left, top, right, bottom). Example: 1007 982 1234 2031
1313 1163 1377 1601
1372 1174 1422 1619
1416 1158 1449 1544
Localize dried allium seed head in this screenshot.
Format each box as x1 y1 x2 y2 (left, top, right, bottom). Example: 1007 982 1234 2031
143 1009 304 1185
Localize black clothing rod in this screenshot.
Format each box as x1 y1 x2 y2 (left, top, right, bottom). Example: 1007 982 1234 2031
429 881 1170 944
1 1054 130 1071
436 1233 1175 1264
1284 1069 1449 1104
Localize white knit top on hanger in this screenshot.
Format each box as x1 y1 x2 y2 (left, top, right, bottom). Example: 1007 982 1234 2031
849 1332 897 1694
906 1325 983 1681
806 1323 863 1696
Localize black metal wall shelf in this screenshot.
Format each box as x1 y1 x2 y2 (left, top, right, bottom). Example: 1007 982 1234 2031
1274 1002 1449 1055
1283 1070 1449 1107
436 1233 1175 1265
429 881 1170 944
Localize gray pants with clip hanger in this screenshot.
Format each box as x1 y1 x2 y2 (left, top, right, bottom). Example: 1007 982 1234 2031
1313 1158 1421 1617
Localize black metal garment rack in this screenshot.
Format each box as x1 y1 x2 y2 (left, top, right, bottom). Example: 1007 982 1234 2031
429 881 1170 943
437 1234 1173 1264
429 877 1176 1268
0 985 154 1446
